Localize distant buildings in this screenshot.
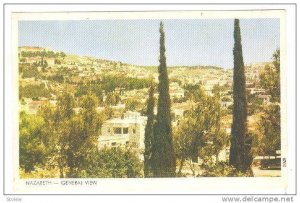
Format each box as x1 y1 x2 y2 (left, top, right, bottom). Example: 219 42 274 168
247 88 266 95
18 46 49 53
21 100 47 114
154 82 185 99
169 82 185 98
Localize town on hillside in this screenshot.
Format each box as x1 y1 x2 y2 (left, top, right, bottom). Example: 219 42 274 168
19 44 280 178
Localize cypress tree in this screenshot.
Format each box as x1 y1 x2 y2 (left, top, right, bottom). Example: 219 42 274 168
152 22 176 177
229 19 250 172
144 84 155 177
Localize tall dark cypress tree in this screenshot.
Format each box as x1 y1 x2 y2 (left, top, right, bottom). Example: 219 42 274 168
152 22 176 177
144 84 155 177
229 19 249 172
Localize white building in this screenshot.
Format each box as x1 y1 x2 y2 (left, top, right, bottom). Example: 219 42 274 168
98 111 147 158
247 88 266 95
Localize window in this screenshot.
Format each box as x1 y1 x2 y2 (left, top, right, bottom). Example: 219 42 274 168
123 127 129 134
111 142 117 146
113 127 122 134
132 128 136 134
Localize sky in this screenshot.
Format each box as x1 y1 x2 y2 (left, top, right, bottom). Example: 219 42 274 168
18 19 280 68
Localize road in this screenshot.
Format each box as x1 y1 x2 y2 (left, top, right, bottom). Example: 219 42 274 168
252 166 281 177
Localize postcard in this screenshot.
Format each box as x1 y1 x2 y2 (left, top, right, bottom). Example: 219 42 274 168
2 3 297 196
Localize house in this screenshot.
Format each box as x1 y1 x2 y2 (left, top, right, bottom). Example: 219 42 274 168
27 100 47 114
98 111 147 159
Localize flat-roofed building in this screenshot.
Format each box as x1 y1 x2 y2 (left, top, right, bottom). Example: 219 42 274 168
98 111 147 159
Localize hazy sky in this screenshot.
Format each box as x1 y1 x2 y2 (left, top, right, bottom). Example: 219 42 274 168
19 19 280 68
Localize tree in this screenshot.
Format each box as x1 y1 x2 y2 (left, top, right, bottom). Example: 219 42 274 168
144 84 155 177
258 104 280 158
257 49 281 159
259 49 280 102
173 116 196 176
57 92 75 119
202 90 229 165
39 92 103 178
229 19 251 172
125 97 143 111
80 93 101 138
19 112 47 172
83 147 143 178
60 51 66 58
184 84 206 102
152 22 176 177
19 83 51 99
105 92 120 106
67 93 103 177
38 93 76 178
65 115 85 177
174 93 228 176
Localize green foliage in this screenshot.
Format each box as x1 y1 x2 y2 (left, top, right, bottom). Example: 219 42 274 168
19 112 47 172
173 119 196 175
82 147 143 178
125 97 143 111
21 66 40 78
75 84 103 101
46 74 65 83
37 93 74 178
100 75 152 92
105 92 120 106
200 161 252 177
20 88 143 178
54 59 62 64
255 49 281 159
230 19 251 172
221 96 231 102
248 96 264 115
174 93 229 175
80 93 102 138
19 83 51 99
151 22 176 177
36 93 104 178
75 76 152 102
65 115 90 177
60 51 66 58
259 49 280 102
57 93 75 119
144 85 155 177
21 50 64 58
20 166 60 178
258 104 280 156
184 84 206 102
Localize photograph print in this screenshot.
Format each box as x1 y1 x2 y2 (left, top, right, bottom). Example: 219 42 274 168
17 12 282 179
